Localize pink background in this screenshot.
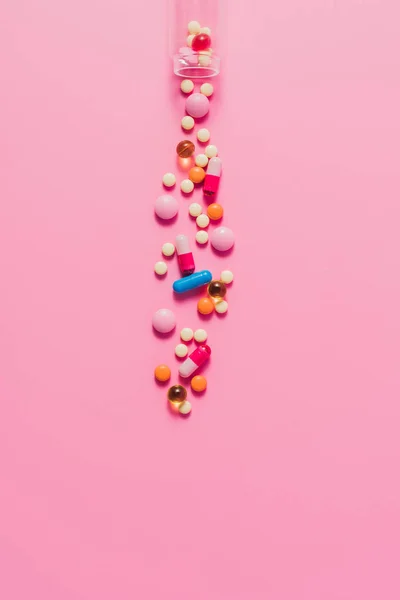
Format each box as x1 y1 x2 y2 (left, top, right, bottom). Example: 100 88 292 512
1 1 400 598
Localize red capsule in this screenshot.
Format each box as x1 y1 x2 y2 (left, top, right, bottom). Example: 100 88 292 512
192 33 211 52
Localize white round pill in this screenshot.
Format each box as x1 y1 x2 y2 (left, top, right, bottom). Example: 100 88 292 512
189 202 202 217
162 242 175 257
196 230 209 244
154 261 168 276
188 21 201 34
194 329 207 343
179 400 192 415
198 54 211 67
181 116 195 130
197 128 210 143
205 144 218 158
195 154 208 168
162 172 176 187
180 327 194 342
196 214 210 228
215 300 228 314
220 270 234 284
200 27 211 35
180 79 194 94
187 34 195 47
175 343 189 358
181 179 194 194
200 83 214 97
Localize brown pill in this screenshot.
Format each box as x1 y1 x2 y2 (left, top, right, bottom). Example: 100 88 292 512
167 384 187 404
208 280 227 299
176 140 195 158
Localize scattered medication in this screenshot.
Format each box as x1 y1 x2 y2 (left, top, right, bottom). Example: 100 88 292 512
208 280 227 299
220 270 234 284
200 83 214 97
154 261 168 276
189 203 202 217
154 364 171 382
195 154 209 167
194 329 207 343
176 140 195 158
179 344 211 378
191 375 207 392
188 21 201 35
192 33 212 52
168 384 187 404
176 233 195 276
197 297 214 315
152 308 176 333
155 195 179 220
215 300 228 314
211 226 235 251
205 144 218 158
162 172 176 187
196 230 209 244
180 79 194 94
175 343 189 358
162 242 175 257
179 400 192 415
196 214 210 228
189 166 206 183
181 179 194 194
181 328 194 342
173 270 212 294
207 203 223 220
197 128 211 143
185 93 210 118
203 157 222 197
181 116 195 130
198 54 211 67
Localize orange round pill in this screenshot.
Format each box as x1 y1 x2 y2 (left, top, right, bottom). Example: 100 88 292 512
154 364 171 382
197 297 214 315
189 166 206 184
207 203 224 221
191 375 207 392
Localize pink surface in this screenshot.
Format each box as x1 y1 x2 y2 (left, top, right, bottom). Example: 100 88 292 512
1 1 400 598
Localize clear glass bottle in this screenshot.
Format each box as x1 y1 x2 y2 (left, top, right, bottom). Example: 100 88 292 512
169 0 220 78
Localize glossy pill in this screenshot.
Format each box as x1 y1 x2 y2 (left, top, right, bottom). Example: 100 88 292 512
189 203 202 217
185 93 210 119
173 270 212 294
152 308 176 333
205 144 218 158
179 344 211 378
196 230 209 244
176 140 195 158
215 300 228 314
180 79 194 94
195 154 208 168
162 172 176 187
175 343 189 358
197 128 210 143
181 179 194 194
167 384 187 404
176 233 195 276
154 364 171 382
189 166 206 183
194 328 207 342
154 261 168 276
207 203 223 220
192 33 212 52
211 226 235 251
155 195 179 220
204 157 222 197
200 83 214 97
179 400 192 415
181 328 194 342
181 116 195 130
197 297 214 315
191 375 207 392
208 280 227 298
220 270 234 284
196 214 209 228
162 242 175 257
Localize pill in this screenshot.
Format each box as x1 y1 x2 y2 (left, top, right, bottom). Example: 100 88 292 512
152 308 176 333
176 233 195 276
196 214 209 228
154 364 171 382
211 226 235 251
198 54 211 67
189 203 202 217
205 144 218 158
196 230 209 244
207 203 223 220
181 179 194 194
197 297 214 314
168 384 187 404
188 21 201 34
186 93 210 119
197 128 210 143
199 27 211 35
204 157 222 197
181 116 195 130
208 280 227 299
220 270 234 284
155 195 179 220
187 34 195 47
200 83 214 97
180 79 194 94
191 375 207 392
179 400 192 415
175 343 189 358
181 327 194 342
179 344 211 378
176 140 195 158
195 154 209 167
192 33 212 52
194 329 207 342
154 261 168 276
162 242 175 257
173 270 212 294
189 166 206 183
215 300 228 314
162 172 176 187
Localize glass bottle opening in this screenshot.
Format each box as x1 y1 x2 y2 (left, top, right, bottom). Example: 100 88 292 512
173 52 220 78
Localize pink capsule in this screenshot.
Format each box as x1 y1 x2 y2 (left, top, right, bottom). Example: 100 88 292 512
176 234 195 276
203 157 222 197
179 344 211 378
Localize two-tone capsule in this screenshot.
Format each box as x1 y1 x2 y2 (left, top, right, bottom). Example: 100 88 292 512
173 270 212 294
203 157 222 197
176 234 195 276
179 344 211 378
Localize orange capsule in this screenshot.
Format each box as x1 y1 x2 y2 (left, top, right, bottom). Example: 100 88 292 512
197 297 214 315
189 166 206 184
191 375 207 392
207 203 224 220
154 364 171 382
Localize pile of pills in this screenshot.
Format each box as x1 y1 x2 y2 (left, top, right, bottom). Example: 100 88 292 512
152 20 236 417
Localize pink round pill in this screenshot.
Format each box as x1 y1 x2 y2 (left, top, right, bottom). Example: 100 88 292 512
155 195 179 220
185 93 210 119
152 308 176 333
210 226 235 252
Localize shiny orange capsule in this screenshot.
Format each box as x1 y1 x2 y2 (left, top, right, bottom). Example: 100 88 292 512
191 375 207 392
207 203 224 220
197 297 214 315
189 166 206 184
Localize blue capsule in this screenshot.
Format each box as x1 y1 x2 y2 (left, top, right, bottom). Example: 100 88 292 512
173 270 212 294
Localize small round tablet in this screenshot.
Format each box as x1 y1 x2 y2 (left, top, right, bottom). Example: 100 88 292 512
175 343 189 358
187 34 195 47
200 83 214 97
181 179 194 194
220 270 234 284
196 230 209 244
181 116 195 130
199 27 211 35
194 329 207 343
195 154 209 167
179 400 192 415
180 328 194 342
197 128 211 143
162 173 176 187
205 144 218 158
162 242 175 257
196 214 210 228
188 21 201 35
181 79 194 94
154 261 167 275
189 203 202 217
215 300 228 314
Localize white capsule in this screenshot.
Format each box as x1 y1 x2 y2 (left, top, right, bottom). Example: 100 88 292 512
181 328 194 342
180 79 194 94
154 261 168 275
197 128 210 143
215 300 228 314
195 154 208 168
196 214 210 228
181 179 194 193
194 329 207 343
187 34 195 47
196 230 209 245
175 343 189 358
199 27 211 35
200 83 214 97
181 116 195 131
188 21 201 34
189 202 202 217
179 400 192 415
205 145 218 158
162 242 175 257
162 172 176 187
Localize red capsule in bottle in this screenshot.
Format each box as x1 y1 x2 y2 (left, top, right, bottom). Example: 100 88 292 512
192 33 212 52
